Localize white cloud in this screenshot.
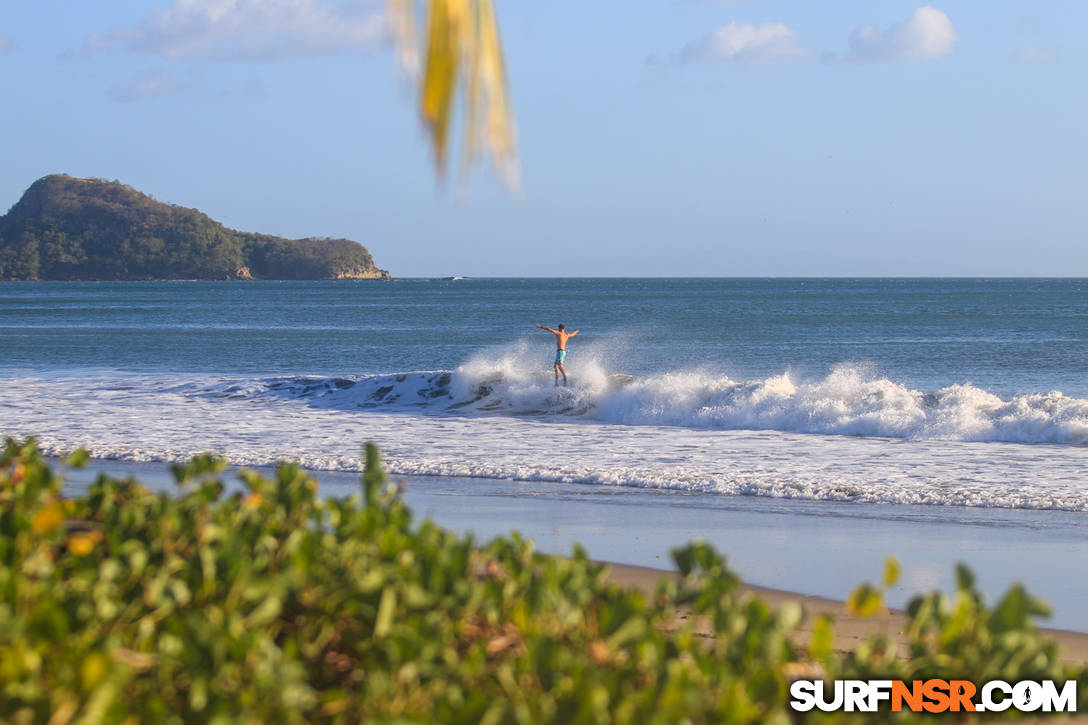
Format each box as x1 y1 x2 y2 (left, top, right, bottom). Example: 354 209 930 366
82 0 384 61
1012 45 1060 64
0 34 13 53
676 7 957 68
681 22 816 65
108 71 189 102
846 6 956 62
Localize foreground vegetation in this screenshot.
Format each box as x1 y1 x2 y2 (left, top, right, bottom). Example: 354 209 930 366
0 438 1084 722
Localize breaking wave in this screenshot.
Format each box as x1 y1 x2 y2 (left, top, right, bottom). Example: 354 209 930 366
177 354 1088 446
5 356 1087 512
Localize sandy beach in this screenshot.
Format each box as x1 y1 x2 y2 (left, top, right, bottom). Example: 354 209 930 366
601 560 1088 666
64 459 1088 658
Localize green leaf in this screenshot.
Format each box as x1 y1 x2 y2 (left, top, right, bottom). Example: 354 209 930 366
375 586 396 638
810 615 834 660
363 442 388 506
778 601 802 631
671 545 695 576
846 584 883 618
883 556 900 588
955 563 976 592
65 448 90 469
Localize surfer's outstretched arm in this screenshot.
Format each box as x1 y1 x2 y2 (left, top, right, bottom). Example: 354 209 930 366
536 324 559 334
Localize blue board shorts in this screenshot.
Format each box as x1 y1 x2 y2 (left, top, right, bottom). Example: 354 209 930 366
554 349 566 365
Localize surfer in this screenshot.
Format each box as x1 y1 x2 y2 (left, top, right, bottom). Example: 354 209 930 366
535 323 579 386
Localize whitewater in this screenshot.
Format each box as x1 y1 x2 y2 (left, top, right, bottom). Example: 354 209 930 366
3 278 1085 512
4 346 1086 511
248 348 1087 446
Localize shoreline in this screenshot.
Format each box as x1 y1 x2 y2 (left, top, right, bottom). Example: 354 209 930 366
62 458 1088 640
601 560 1088 666
57 458 1088 665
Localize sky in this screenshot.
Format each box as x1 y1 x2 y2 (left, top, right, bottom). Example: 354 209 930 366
1 1 1086 277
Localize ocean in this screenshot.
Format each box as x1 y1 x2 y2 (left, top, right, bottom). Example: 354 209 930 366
2 278 1085 509
5 278 1088 625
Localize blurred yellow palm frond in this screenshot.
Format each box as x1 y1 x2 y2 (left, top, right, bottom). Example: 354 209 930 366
388 0 519 190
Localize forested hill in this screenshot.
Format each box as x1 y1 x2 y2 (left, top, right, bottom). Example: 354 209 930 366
0 175 390 280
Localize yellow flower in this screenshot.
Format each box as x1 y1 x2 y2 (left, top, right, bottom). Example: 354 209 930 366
30 503 65 534
67 530 104 556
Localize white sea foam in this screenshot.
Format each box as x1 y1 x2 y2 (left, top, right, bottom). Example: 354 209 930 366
164 357 1087 446
2 362 1086 511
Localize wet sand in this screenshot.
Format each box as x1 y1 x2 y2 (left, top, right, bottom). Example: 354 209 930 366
63 460 1088 642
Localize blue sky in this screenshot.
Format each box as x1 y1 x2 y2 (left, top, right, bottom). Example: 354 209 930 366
1 1 1085 276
